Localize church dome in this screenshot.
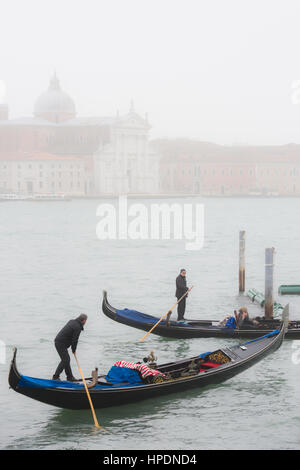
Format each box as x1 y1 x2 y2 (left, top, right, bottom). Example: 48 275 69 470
34 74 76 122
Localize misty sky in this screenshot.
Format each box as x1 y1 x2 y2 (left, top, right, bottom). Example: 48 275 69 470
1 0 300 145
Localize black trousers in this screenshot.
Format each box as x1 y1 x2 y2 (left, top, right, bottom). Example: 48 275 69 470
177 297 186 320
53 341 74 379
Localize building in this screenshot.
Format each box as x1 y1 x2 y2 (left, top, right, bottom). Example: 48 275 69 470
94 102 159 195
0 74 160 196
0 152 93 196
155 139 300 196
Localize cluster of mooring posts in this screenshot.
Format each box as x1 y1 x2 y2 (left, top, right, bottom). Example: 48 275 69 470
238 230 277 319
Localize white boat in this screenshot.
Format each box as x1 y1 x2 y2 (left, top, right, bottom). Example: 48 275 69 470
0 193 71 201
0 193 27 201
30 194 71 201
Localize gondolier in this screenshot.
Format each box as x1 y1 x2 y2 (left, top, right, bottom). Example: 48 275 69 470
176 269 189 322
52 314 87 382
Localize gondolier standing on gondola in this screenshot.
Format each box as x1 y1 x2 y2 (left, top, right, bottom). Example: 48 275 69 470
175 269 190 323
52 314 87 382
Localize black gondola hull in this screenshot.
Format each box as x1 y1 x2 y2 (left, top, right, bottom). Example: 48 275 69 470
9 323 285 410
102 291 300 339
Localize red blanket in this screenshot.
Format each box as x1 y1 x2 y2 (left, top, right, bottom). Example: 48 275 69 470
114 360 166 379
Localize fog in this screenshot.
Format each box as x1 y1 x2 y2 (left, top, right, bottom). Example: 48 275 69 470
1 0 300 145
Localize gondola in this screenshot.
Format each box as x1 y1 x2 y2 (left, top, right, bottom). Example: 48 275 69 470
9 311 288 410
102 291 300 339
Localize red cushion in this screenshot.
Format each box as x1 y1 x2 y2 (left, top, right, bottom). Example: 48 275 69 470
201 362 221 368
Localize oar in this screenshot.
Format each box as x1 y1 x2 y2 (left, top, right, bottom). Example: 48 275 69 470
73 352 103 431
139 286 194 342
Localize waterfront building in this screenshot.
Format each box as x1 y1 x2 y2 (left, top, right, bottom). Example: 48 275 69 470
0 152 92 196
156 139 300 196
94 102 159 195
0 74 159 196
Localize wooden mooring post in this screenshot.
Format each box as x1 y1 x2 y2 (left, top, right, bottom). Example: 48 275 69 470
239 231 246 293
265 247 275 318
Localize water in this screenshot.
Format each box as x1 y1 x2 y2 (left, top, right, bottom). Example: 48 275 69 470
0 197 300 450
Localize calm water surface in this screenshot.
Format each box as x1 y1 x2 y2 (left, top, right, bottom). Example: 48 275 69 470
0 197 300 450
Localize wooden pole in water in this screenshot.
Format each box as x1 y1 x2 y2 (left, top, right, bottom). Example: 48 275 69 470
239 230 246 293
265 247 275 319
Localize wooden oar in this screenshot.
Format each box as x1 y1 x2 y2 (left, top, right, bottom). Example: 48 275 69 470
73 352 103 431
139 286 194 342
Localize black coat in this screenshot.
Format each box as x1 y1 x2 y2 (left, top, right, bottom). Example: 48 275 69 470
55 319 84 353
175 274 188 299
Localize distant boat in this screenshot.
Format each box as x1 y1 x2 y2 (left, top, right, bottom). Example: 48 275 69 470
0 193 27 201
29 194 71 202
0 193 71 201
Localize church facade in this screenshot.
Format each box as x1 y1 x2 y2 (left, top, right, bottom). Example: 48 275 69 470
94 103 159 195
0 75 160 196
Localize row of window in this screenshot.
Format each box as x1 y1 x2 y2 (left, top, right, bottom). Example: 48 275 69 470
12 181 83 189
15 171 82 178
165 167 300 177
1 163 84 170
